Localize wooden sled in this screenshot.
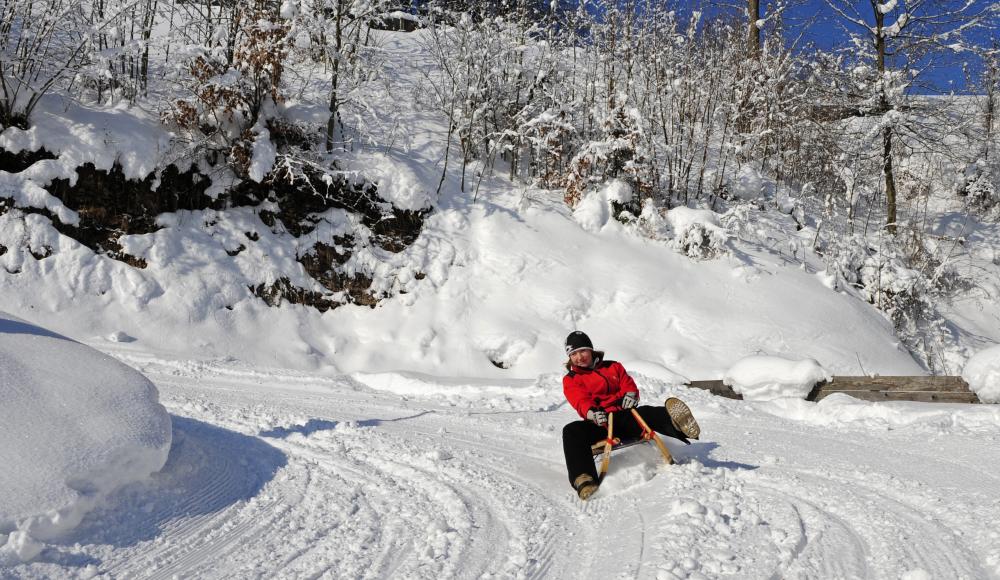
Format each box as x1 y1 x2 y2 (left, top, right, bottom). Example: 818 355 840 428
591 409 675 465
590 436 648 457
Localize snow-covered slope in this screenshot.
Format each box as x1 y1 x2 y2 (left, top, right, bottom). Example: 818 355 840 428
0 31 936 379
0 312 171 563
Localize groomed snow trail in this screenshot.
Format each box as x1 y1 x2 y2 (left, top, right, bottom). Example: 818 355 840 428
10 354 1000 579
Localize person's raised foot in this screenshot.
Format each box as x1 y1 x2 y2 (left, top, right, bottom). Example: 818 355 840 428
666 397 700 440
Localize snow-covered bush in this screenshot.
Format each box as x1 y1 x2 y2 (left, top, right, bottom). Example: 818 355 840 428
563 99 652 207
666 207 728 260
961 170 1000 221
0 0 89 127
822 232 965 372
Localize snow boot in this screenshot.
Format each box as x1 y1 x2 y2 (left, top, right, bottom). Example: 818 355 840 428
666 397 701 440
573 474 599 500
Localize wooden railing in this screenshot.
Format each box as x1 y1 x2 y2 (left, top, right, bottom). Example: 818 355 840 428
686 376 981 404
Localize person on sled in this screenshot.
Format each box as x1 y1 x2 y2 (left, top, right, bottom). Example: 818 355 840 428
562 331 701 500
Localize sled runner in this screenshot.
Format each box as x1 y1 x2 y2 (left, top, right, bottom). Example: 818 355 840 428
591 409 675 481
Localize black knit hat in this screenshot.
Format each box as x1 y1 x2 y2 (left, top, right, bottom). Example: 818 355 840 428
564 331 593 356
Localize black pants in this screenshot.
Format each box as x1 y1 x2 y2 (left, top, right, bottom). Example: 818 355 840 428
562 405 688 485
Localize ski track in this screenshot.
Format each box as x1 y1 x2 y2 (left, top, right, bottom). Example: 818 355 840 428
8 355 1000 579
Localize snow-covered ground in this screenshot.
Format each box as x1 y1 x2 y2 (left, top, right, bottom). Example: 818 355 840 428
4 349 1000 579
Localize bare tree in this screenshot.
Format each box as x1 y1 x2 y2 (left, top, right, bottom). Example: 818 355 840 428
0 0 91 127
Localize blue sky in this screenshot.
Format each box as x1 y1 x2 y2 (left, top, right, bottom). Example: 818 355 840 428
758 0 997 93
565 0 997 93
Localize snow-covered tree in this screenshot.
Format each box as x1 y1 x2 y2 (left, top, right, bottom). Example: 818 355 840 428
821 0 995 234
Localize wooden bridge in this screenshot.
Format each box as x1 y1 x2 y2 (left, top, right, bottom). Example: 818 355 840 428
687 376 982 404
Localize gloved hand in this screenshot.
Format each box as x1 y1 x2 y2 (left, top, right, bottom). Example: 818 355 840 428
587 406 608 427
621 392 639 410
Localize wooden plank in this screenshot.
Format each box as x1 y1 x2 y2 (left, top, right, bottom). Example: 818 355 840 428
686 380 742 400
684 376 981 405
819 376 971 392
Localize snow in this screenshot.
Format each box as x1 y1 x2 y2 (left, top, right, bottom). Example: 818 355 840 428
0 311 171 563
962 344 1000 403
883 12 910 37
571 187 612 231
247 123 276 183
877 0 898 14
2 26 1000 579
723 355 832 401
350 370 554 408
665 205 722 232
348 150 434 211
601 178 633 204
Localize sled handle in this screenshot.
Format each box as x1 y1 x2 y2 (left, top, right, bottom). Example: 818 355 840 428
598 412 614 479
630 409 674 465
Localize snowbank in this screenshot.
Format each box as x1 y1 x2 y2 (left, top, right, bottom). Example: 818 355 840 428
723 355 831 401
962 344 1000 403
759 393 1000 433
0 312 172 563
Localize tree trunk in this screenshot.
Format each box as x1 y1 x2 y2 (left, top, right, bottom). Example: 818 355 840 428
326 1 344 153
747 0 760 60
875 9 897 234
883 126 898 234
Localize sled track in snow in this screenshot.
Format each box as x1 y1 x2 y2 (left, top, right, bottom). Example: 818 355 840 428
54 368 590 579
14 356 999 579
745 468 988 579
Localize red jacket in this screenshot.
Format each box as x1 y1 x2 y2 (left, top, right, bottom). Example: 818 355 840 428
563 356 639 419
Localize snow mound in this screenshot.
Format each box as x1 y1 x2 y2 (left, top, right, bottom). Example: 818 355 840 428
572 189 612 232
351 151 434 212
665 206 722 232
962 344 1000 403
723 355 831 401
0 312 171 562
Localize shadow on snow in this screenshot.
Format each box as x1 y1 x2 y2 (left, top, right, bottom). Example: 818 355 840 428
684 441 758 471
0 318 73 341
43 416 287 564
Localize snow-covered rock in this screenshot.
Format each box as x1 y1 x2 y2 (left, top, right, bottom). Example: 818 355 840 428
962 344 1000 403
0 312 171 562
723 355 831 401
